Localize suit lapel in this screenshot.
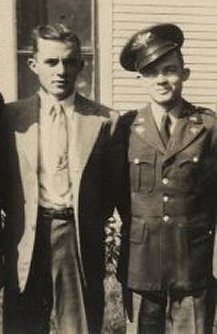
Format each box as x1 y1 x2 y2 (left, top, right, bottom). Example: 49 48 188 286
131 104 166 154
73 94 104 173
15 95 39 173
71 95 106 280
14 93 104 184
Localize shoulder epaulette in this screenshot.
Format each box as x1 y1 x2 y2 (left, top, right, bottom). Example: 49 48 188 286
196 106 216 118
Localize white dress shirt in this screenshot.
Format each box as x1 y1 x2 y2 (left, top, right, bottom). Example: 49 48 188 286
38 89 76 209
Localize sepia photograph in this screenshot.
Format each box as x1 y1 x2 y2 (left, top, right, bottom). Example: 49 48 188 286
0 1 217 333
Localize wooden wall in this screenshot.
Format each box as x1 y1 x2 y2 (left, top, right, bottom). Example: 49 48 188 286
99 0 217 111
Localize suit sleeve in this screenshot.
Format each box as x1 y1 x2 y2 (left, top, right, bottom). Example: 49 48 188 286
109 111 135 322
104 110 130 222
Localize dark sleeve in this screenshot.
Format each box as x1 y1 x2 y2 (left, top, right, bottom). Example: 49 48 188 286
0 93 4 107
0 103 8 211
102 111 130 222
210 120 217 280
0 96 5 288
111 114 130 223
112 111 138 223
109 112 135 321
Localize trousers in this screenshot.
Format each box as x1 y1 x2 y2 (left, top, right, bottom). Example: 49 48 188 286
137 288 215 334
3 209 88 334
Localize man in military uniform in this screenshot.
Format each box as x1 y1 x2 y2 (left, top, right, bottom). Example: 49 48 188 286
118 23 217 334
0 92 4 289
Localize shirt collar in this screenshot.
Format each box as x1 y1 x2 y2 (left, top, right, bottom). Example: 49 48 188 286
38 89 76 117
60 91 76 111
151 99 183 128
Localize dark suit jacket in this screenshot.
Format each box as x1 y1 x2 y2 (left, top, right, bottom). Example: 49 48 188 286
0 92 122 293
119 100 217 292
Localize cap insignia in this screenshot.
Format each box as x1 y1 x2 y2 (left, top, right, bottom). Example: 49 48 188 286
132 32 152 48
189 116 198 123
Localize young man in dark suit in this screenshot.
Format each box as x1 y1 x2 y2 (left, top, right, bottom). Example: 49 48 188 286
0 23 122 334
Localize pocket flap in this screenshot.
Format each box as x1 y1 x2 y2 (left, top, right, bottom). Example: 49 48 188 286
177 154 200 167
128 149 155 164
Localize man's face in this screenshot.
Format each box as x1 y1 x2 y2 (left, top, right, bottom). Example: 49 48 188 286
140 51 190 107
28 37 83 100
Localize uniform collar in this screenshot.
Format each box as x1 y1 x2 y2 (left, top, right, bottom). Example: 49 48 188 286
131 100 205 156
151 98 183 118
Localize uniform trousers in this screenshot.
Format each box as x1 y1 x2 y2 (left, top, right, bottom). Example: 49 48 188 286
137 288 215 334
3 207 88 334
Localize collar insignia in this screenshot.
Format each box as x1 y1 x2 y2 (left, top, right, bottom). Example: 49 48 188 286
138 117 145 123
190 126 199 134
189 116 199 123
135 126 145 134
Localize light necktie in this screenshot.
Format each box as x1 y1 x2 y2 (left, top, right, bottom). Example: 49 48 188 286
50 103 70 197
160 113 171 146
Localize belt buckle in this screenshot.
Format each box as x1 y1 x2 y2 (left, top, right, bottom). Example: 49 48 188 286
66 207 73 216
43 208 55 219
39 206 73 220
55 207 73 219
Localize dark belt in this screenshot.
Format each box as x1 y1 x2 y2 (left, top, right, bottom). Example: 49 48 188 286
38 206 74 220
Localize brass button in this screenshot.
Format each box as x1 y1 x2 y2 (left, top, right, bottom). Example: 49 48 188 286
162 178 169 185
163 195 169 202
134 158 140 164
192 156 199 163
163 215 169 222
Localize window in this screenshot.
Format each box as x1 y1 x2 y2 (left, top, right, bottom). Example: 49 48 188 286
17 0 95 99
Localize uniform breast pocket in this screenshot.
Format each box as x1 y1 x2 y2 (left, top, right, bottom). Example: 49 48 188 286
176 154 201 191
128 151 156 193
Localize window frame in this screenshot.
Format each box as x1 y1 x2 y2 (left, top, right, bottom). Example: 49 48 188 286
16 0 96 100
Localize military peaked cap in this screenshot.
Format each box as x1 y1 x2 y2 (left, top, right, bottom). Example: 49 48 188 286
120 23 184 72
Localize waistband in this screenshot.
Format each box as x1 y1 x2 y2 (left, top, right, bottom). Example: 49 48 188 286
38 206 74 220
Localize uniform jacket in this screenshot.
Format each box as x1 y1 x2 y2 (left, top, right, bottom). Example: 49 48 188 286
0 93 121 292
118 100 217 292
0 92 4 289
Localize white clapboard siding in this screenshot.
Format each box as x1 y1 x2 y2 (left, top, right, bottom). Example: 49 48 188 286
109 0 217 111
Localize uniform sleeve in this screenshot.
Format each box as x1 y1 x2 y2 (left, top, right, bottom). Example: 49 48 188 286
209 118 217 279
0 95 5 289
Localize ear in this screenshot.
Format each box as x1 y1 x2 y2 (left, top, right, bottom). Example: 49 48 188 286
182 67 190 82
27 57 38 75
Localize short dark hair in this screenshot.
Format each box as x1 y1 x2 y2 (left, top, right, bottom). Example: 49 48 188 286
31 23 81 55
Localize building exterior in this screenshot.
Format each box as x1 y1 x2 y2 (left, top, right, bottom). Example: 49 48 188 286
0 1 217 333
1 0 217 112
99 0 217 111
